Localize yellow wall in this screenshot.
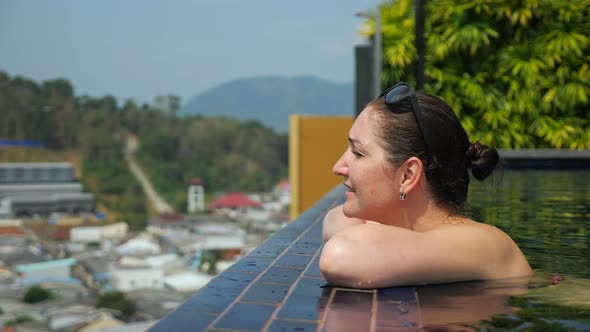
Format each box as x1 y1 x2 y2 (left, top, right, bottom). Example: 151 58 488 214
289 115 354 220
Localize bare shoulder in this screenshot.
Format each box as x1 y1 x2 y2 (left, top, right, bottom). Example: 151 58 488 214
428 218 514 243
425 218 532 278
425 218 516 251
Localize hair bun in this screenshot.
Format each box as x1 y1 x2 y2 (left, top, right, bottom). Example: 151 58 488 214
466 141 499 180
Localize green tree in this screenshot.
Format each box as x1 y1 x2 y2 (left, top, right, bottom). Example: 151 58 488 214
153 94 181 116
365 0 589 149
42 79 78 148
0 70 288 220
23 285 54 303
96 291 136 317
137 114 288 210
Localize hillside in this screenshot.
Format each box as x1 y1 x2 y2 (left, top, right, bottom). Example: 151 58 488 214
180 76 354 132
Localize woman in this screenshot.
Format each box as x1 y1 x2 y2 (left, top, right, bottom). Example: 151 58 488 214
319 82 532 288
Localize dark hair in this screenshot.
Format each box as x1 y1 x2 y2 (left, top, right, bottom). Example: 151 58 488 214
367 91 499 213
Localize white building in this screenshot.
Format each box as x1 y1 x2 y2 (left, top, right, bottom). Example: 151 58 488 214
109 263 164 292
71 222 128 243
115 236 161 256
163 272 211 293
102 222 128 239
190 223 246 251
71 226 102 243
187 177 205 213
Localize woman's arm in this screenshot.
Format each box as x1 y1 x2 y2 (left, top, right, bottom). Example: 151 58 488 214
319 222 531 288
322 205 366 242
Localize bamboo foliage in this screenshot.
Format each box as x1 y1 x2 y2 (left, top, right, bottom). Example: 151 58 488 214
364 0 589 149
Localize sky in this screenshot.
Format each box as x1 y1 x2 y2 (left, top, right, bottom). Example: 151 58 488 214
0 0 380 106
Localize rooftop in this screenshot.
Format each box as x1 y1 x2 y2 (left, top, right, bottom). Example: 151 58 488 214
0 226 26 236
16 257 77 272
210 192 262 209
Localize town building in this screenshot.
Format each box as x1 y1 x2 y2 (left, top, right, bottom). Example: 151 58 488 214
0 162 95 218
209 192 262 218
187 177 205 213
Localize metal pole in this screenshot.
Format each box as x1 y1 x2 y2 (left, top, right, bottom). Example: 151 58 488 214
415 0 425 90
373 10 382 98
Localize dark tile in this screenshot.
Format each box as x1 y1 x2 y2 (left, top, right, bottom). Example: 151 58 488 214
322 308 372 332
259 236 292 249
303 261 323 278
377 287 418 302
273 223 307 239
241 282 291 304
276 294 328 321
288 211 317 227
331 290 373 310
148 311 215 331
313 253 321 263
322 290 373 331
247 244 288 259
206 270 256 290
294 235 323 246
214 303 275 331
376 299 420 328
375 327 421 332
277 278 331 320
259 266 305 284
292 277 329 296
225 257 273 274
275 254 313 268
180 286 241 313
303 225 324 243
267 319 318 332
308 219 324 231
287 240 322 255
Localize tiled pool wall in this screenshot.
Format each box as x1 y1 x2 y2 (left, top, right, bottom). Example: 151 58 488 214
497 149 590 169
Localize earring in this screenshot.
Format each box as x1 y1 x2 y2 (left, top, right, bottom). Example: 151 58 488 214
400 188 406 201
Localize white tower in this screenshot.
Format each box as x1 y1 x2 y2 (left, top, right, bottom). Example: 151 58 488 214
187 177 205 214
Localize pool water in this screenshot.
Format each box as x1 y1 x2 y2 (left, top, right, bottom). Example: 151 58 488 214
421 169 590 331
466 170 590 279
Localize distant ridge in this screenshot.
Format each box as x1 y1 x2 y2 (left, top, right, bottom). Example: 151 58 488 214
180 76 354 132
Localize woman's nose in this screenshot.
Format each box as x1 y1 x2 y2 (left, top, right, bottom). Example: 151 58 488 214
332 151 348 176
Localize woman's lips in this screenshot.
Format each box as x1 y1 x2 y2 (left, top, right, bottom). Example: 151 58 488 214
344 182 355 198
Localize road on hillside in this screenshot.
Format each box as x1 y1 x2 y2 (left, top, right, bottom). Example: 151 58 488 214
125 136 174 215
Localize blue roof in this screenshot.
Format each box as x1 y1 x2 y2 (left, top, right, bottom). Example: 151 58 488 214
0 139 45 147
15 258 77 272
95 272 110 281
19 276 81 287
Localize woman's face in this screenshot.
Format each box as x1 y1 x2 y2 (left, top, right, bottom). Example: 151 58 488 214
332 108 400 223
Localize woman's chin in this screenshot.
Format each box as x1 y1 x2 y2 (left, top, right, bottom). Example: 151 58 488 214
342 203 360 219
344 190 356 199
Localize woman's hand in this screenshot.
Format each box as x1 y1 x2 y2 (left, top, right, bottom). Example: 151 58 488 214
322 205 365 242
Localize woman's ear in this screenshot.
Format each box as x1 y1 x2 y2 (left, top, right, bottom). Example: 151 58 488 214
400 157 424 194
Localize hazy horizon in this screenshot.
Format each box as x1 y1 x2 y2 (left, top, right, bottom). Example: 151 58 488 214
0 0 380 105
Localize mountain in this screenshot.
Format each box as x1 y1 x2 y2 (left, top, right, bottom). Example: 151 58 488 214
180 76 354 132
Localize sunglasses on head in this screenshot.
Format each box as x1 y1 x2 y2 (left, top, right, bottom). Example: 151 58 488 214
379 82 431 155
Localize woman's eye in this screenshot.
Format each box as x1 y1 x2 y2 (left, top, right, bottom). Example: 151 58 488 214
352 150 363 157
